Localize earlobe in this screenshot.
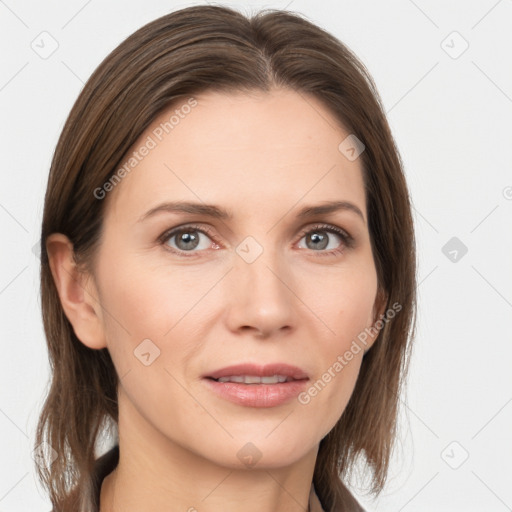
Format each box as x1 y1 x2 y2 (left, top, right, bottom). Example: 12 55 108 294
45 233 107 350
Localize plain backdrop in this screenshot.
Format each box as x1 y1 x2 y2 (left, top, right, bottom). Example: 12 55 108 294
1 1 511 511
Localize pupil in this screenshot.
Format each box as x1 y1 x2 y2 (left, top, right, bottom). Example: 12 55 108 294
178 232 199 250
309 232 327 250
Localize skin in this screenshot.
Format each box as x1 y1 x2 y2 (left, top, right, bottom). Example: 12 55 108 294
47 88 386 512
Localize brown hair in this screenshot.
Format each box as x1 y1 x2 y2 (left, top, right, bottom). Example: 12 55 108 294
35 5 417 511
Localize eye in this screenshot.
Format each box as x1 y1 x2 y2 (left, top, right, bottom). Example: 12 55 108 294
159 224 219 257
297 223 354 256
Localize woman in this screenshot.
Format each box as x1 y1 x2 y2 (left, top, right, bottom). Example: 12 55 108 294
35 5 417 512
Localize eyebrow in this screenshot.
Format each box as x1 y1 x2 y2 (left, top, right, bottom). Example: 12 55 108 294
137 200 365 224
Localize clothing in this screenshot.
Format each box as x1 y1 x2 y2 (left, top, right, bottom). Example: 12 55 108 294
60 444 365 511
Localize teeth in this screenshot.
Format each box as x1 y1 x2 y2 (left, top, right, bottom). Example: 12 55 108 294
217 375 290 384
221 375 245 383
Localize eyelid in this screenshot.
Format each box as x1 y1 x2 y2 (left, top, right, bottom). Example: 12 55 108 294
158 222 354 257
297 223 353 245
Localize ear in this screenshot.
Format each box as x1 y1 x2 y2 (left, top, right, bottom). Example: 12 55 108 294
364 287 389 353
45 233 107 350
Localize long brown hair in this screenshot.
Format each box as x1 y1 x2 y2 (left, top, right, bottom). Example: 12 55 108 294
35 5 417 511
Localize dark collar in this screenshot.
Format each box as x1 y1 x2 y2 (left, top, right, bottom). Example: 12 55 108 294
92 444 119 511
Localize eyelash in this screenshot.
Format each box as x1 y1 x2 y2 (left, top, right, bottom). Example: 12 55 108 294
158 223 354 258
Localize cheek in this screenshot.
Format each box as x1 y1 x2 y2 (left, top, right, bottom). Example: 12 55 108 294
96 254 220 388
307 261 378 339
297 264 377 427
95 261 203 429
328 267 377 372
98 254 205 339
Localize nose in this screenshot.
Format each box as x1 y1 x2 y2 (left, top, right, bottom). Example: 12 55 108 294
224 244 298 338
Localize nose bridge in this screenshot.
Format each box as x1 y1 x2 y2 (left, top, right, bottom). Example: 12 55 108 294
235 233 288 296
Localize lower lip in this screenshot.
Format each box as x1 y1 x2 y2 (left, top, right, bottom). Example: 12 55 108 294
203 378 309 408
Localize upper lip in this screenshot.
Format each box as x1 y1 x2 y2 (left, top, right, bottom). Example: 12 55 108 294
204 363 309 381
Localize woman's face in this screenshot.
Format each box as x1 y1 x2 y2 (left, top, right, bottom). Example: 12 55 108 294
86 88 383 468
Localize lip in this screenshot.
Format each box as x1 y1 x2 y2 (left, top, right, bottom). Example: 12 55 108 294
202 363 309 408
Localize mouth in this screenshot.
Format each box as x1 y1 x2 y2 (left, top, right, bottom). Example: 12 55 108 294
202 363 309 408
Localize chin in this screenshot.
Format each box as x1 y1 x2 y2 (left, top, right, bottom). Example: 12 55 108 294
211 432 316 470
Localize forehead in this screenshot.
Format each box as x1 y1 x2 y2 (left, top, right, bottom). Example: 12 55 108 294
104 88 367 225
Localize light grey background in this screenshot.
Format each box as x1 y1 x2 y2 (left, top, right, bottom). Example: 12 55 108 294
1 0 511 511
